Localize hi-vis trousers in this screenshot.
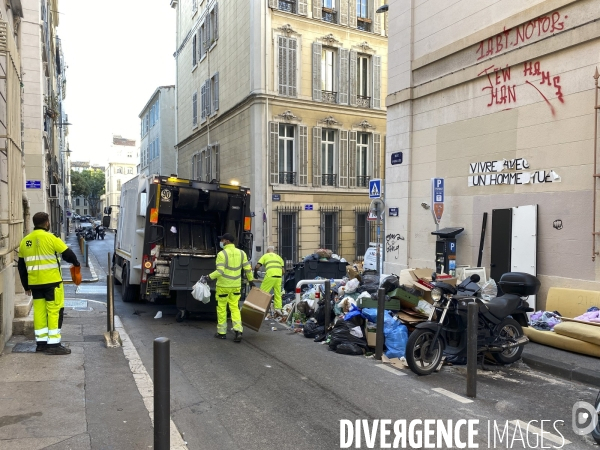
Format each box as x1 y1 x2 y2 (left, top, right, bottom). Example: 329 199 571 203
260 276 282 309
216 286 243 335
32 283 65 345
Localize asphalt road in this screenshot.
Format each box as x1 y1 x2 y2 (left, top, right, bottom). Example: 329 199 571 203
74 233 599 450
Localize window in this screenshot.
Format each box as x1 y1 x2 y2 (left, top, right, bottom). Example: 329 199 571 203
357 55 370 107
199 23 206 60
75 198 80 206
322 0 336 23
192 92 198 127
277 207 301 265
117 180 121 191
192 0 197 13
356 132 369 187
278 36 297 97
278 0 297 14
357 0 371 31
355 208 375 260
76 209 80 214
210 72 219 114
127 168 133 174
192 34 197 68
321 129 336 186
84 209 88 215
321 49 336 103
116 167 122 174
209 3 218 45
278 124 295 184
84 199 88 206
320 208 340 252
193 144 220 181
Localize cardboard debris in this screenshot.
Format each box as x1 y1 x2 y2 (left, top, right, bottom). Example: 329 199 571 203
241 288 272 332
382 354 408 370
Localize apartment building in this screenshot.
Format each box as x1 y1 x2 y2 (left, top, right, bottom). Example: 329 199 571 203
139 86 177 177
172 0 388 264
384 0 600 307
105 136 139 229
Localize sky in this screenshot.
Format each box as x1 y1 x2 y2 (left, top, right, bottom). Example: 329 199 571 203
58 0 176 165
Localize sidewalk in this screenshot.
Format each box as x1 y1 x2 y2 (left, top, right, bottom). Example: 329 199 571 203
61 234 99 283
0 302 154 449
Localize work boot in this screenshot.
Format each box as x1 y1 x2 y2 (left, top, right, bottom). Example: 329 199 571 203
44 344 71 355
214 333 226 339
233 331 243 343
36 344 47 352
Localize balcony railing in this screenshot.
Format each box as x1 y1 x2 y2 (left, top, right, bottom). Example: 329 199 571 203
322 8 337 23
278 0 296 13
357 95 371 108
322 90 337 104
279 171 297 185
322 173 337 187
356 176 370 188
357 18 371 32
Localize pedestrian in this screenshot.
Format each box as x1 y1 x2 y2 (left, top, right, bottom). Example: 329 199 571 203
208 233 254 342
18 212 81 354
254 246 284 315
95 224 100 240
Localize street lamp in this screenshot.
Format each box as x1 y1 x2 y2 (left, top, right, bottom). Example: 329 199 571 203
376 4 388 13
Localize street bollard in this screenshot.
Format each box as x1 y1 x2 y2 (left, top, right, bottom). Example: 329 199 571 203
84 241 89 268
104 252 121 348
375 288 385 360
324 280 331 331
467 302 478 398
154 337 171 450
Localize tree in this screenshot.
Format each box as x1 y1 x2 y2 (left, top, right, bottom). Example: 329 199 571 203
71 169 105 217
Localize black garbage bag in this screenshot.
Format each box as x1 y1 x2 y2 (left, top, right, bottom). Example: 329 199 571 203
380 275 399 293
328 320 368 351
336 343 365 356
283 271 296 293
303 253 319 262
304 320 325 338
314 299 335 325
281 292 295 306
358 273 380 294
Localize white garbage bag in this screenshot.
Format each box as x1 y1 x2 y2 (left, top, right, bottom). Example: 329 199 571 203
191 280 211 303
345 278 360 294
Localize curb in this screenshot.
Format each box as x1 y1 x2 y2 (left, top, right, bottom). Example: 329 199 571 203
522 353 600 388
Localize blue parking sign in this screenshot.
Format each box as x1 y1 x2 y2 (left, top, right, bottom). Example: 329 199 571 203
369 179 381 199
432 178 444 203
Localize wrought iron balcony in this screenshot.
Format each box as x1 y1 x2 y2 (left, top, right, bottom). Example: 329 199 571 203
279 171 297 185
357 95 371 108
278 0 296 13
321 174 337 187
356 176 370 188
322 8 337 23
322 90 337 104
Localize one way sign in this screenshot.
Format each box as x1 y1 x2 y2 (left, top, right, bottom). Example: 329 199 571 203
369 179 382 199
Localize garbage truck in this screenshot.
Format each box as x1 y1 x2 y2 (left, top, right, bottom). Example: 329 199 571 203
113 175 253 319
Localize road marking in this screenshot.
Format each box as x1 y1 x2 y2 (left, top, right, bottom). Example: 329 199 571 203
377 364 407 376
432 387 473 404
115 315 188 449
76 285 106 295
509 420 571 445
64 300 88 308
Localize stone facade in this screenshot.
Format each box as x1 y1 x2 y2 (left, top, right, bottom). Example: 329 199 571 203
173 0 388 264
385 0 600 309
105 136 139 229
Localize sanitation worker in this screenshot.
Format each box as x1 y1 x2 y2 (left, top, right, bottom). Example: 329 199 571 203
254 246 284 315
18 212 81 354
208 233 254 342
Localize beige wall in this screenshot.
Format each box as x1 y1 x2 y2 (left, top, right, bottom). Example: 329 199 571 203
385 0 600 309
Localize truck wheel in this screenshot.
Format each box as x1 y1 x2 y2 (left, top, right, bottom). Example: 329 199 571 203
113 265 122 286
122 265 139 303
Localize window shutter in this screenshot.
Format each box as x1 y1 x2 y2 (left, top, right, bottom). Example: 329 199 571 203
278 36 288 96
269 122 279 184
372 133 381 179
349 50 357 106
312 42 322 101
200 24 206 59
289 38 297 97
192 34 197 66
368 0 375 31
372 55 381 109
339 130 348 188
340 0 348 25
214 3 219 40
214 72 219 111
348 131 357 188
338 48 349 105
349 0 357 28
298 0 308 16
214 144 220 181
205 80 211 116
298 125 308 186
313 1 322 21
374 1 381 34
312 127 322 187
268 0 277 9
192 92 198 126
200 84 206 121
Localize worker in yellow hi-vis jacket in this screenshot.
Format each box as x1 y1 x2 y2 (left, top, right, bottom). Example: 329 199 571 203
18 212 80 355
255 246 284 314
208 233 254 342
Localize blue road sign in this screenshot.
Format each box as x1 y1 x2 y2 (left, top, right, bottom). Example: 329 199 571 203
304 204 313 211
272 194 281 201
389 208 399 217
432 178 444 203
391 152 403 165
26 180 41 189
369 179 382 199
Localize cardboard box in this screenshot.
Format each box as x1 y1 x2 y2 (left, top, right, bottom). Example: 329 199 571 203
408 268 457 303
364 323 377 348
241 288 272 332
346 265 361 281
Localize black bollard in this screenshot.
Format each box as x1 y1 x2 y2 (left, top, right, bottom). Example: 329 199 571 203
375 288 385 360
324 280 331 331
154 337 170 450
467 302 478 398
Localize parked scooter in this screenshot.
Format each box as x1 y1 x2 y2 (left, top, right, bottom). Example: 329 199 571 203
405 272 538 376
83 228 95 241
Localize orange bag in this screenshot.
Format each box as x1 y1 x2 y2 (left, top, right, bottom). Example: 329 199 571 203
70 265 82 285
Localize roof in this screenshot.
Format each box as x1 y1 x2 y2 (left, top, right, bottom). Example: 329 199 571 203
71 161 91 167
138 85 176 118
112 135 136 147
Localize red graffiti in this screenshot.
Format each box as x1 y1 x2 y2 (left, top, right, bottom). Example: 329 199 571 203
476 11 567 61
480 65 516 107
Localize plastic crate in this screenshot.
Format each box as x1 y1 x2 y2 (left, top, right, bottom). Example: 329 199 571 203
294 260 348 281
